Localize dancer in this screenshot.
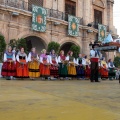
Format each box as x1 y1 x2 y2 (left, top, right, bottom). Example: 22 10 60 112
100 57 108 79
66 51 76 79
108 59 115 80
76 54 85 79
28 47 40 80
49 49 59 80
39 49 50 79
90 44 101 82
16 47 29 78
84 56 91 79
1 46 16 80
58 50 68 79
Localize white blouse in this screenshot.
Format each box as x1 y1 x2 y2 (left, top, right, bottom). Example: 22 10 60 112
39 56 49 63
3 53 15 62
49 56 58 64
27 52 39 62
66 56 76 63
16 53 28 62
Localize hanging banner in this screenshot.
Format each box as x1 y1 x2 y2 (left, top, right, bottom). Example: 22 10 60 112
32 5 47 32
98 24 106 42
68 15 79 37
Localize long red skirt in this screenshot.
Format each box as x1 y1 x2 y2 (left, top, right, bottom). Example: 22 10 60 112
100 66 108 78
40 60 50 77
50 60 59 77
85 65 91 79
16 60 29 77
1 61 16 76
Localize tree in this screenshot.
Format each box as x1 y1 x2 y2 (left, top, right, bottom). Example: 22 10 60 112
17 38 28 53
70 45 80 58
114 56 120 67
0 34 6 62
47 41 60 54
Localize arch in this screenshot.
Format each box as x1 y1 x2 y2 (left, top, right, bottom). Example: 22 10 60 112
17 32 50 48
93 0 105 8
59 37 80 46
59 37 80 55
24 36 46 54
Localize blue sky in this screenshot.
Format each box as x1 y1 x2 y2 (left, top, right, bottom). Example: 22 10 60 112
113 0 120 37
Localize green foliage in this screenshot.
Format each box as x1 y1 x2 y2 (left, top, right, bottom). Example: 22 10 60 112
0 34 6 62
70 45 80 58
17 38 28 53
47 41 60 54
8 39 17 48
114 56 120 67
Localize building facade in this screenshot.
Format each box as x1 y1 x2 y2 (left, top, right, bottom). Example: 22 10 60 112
0 0 117 57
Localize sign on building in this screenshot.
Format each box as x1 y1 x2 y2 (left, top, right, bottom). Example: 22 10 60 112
98 24 106 42
68 15 79 37
32 5 47 32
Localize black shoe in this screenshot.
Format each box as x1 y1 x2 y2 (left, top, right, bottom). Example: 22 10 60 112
95 81 100 82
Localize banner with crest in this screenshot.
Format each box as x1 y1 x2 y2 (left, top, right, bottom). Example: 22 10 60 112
68 15 79 37
32 5 47 32
98 24 106 42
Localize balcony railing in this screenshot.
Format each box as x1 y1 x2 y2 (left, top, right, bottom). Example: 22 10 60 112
0 0 83 25
87 22 109 32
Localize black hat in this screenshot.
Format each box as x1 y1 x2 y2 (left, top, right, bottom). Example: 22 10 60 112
92 44 99 49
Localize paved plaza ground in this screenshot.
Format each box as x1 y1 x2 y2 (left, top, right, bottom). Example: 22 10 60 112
0 79 120 120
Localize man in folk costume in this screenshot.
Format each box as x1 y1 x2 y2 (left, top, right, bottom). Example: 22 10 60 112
16 47 29 78
39 49 50 79
90 44 101 82
76 54 85 79
1 46 16 80
108 59 115 80
58 50 68 79
28 47 40 80
49 49 59 80
66 51 76 79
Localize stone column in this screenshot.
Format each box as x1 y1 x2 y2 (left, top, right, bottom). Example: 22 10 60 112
107 0 114 32
82 0 91 25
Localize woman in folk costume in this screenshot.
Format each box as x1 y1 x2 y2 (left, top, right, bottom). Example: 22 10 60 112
108 59 115 80
28 47 40 80
100 57 108 79
16 47 29 78
39 49 50 79
1 46 16 80
66 51 76 78
49 49 59 79
84 56 91 79
76 54 85 79
58 50 68 79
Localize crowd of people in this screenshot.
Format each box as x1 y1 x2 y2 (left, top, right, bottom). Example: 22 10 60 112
1 45 118 82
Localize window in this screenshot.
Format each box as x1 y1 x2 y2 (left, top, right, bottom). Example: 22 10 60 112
94 9 102 26
65 0 76 16
28 0 43 11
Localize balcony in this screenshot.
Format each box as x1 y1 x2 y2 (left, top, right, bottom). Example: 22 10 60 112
0 0 83 25
87 22 109 32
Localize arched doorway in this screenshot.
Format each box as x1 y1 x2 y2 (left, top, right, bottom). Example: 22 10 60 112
60 42 76 55
25 36 46 54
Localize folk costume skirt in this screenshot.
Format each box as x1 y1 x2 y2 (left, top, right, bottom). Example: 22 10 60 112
1 59 16 76
16 60 29 77
39 60 50 77
50 60 59 77
58 63 68 77
28 60 40 78
76 65 85 78
67 63 76 76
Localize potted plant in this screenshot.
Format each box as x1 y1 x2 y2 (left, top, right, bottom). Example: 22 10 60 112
47 41 60 54
70 45 80 59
